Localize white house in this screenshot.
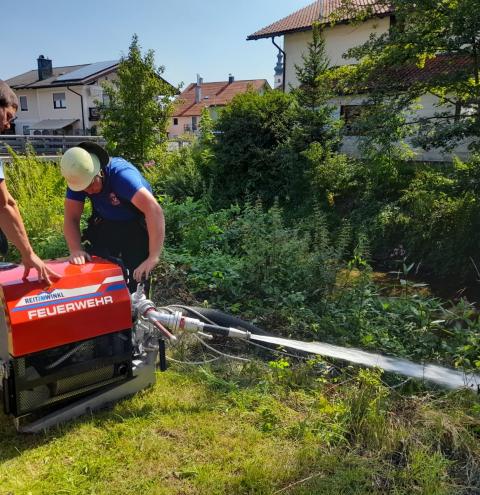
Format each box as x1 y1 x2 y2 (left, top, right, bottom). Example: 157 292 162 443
247 0 470 162
6 56 119 136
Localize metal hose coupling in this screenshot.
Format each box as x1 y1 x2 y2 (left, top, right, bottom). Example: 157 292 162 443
140 307 252 340
130 286 250 340
133 297 177 342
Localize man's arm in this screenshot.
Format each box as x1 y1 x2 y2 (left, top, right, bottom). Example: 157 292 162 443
64 198 91 265
130 187 165 282
0 180 60 283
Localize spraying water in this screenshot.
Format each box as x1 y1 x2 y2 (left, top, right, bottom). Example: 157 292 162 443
250 334 480 391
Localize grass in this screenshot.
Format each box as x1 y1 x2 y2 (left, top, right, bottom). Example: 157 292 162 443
1 150 479 493
1 364 479 495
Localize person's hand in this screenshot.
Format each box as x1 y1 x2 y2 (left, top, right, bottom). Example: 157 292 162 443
68 249 92 265
133 256 159 282
22 252 61 285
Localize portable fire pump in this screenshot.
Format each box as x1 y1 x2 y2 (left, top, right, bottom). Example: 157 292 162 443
2 257 478 433
0 257 250 433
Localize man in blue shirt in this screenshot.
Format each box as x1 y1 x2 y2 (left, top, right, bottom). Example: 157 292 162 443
0 80 59 284
60 142 164 292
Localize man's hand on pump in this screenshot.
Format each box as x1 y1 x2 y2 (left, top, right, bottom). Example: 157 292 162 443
68 249 92 265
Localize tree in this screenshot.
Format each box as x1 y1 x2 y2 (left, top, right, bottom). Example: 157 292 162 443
198 107 215 147
291 22 340 159
211 89 303 207
293 22 331 110
210 29 340 211
291 22 342 208
100 34 177 165
334 0 480 152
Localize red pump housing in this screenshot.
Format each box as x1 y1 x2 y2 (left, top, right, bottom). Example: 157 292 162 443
0 257 132 357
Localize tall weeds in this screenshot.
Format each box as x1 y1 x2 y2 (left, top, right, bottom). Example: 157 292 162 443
4 148 67 259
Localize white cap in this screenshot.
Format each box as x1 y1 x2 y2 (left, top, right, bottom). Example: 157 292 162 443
60 146 101 191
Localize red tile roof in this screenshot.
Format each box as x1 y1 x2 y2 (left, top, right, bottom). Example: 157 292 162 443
335 54 474 94
247 0 393 40
387 54 473 87
173 79 269 117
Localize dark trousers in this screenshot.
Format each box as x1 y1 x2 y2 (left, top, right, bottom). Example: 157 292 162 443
83 217 150 294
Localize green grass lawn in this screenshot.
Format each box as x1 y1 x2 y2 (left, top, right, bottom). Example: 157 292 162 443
1 365 479 495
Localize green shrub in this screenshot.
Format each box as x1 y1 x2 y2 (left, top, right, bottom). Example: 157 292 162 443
4 149 67 260
211 90 307 208
162 197 352 328
145 144 212 203
234 202 350 311
375 160 480 280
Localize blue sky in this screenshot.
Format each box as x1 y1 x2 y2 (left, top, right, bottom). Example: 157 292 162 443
1 1 306 88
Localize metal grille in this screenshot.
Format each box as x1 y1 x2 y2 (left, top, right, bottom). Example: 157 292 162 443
7 330 132 417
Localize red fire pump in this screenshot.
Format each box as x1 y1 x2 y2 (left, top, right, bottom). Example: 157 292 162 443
0 257 250 433
0 258 142 432
7 255 473 433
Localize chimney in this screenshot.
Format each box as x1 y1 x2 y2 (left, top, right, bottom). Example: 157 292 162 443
228 74 234 84
37 55 53 81
195 73 202 104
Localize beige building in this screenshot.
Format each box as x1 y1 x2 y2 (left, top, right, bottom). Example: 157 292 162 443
169 75 270 139
247 0 470 162
6 56 120 136
249 1 391 90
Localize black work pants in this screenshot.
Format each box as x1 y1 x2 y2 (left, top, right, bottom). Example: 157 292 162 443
83 217 149 294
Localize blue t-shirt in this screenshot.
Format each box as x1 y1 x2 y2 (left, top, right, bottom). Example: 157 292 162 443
66 157 152 221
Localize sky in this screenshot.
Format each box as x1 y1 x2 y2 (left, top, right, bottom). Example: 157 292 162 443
1 0 307 88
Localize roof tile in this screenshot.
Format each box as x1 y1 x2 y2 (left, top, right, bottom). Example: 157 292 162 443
385 54 473 88
335 54 474 93
247 0 393 40
173 79 269 117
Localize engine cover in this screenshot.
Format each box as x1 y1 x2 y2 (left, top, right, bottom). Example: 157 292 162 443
0 257 132 358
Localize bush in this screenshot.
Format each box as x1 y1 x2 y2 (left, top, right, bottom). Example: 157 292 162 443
162 197 352 327
374 159 480 281
4 149 67 260
211 90 306 208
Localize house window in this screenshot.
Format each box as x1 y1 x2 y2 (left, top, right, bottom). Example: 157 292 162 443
102 93 110 107
53 92 66 109
173 118 178 126
454 102 475 122
22 125 30 135
19 96 28 111
89 107 101 121
191 116 198 132
340 105 370 135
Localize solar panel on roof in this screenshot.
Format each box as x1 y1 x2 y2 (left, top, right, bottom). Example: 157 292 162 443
55 60 118 82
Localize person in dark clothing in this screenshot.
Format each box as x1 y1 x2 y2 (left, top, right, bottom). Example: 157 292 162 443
60 142 164 292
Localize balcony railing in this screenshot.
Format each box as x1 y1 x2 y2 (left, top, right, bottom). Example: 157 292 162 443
0 135 106 156
183 124 199 134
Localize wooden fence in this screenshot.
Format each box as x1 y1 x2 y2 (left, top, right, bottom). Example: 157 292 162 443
0 135 106 157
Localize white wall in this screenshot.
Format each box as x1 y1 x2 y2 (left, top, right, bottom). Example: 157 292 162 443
331 94 470 162
13 89 40 134
12 72 116 134
284 17 391 89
